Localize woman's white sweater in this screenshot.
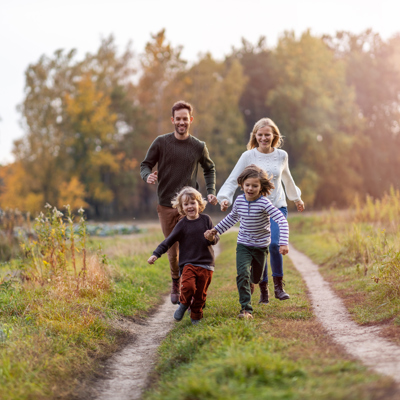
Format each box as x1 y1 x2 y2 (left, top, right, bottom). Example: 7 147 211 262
217 148 302 208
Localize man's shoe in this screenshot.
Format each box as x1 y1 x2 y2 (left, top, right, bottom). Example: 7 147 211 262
238 310 253 320
174 303 188 321
258 282 269 304
250 283 255 295
171 278 181 304
273 276 290 300
191 319 201 325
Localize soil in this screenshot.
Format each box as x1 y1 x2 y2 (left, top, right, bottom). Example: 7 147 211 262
289 245 400 384
88 240 400 399
90 295 177 400
88 242 222 400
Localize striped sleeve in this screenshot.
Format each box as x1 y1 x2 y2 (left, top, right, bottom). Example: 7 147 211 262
264 199 289 245
214 201 240 235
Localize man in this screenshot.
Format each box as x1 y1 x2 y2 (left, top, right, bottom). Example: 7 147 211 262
140 100 217 304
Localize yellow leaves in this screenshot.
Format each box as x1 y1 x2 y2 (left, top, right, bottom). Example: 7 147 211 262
65 74 117 140
58 177 89 212
89 151 120 173
0 162 44 213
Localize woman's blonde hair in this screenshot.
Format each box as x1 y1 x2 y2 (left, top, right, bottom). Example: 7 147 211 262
171 187 207 215
247 118 283 150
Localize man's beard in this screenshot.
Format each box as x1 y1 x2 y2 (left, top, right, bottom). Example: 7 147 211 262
175 124 188 135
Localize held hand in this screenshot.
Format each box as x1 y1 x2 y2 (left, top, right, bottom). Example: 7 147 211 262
295 200 305 212
207 194 218 205
204 228 217 241
146 171 158 185
147 255 158 264
220 200 229 212
279 245 289 255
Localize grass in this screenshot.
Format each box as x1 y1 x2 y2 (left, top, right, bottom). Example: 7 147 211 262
144 233 396 400
289 211 400 343
0 230 170 400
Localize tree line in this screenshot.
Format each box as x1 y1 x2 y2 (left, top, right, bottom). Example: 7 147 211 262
1 29 399 218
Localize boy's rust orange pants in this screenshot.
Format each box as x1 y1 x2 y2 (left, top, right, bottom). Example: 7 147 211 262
180 264 213 320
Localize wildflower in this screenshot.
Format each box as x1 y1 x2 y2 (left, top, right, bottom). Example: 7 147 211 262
55 210 64 218
78 207 85 214
45 203 52 208
63 204 71 210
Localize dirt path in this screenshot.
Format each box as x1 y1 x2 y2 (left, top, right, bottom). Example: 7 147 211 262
288 245 400 383
91 295 177 400
91 243 221 400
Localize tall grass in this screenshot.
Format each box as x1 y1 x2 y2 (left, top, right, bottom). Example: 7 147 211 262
0 205 171 399
353 187 400 229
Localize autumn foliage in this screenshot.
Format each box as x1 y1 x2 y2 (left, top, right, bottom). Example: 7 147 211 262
1 29 400 217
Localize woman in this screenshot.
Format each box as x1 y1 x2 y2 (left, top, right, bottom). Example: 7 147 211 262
217 118 304 304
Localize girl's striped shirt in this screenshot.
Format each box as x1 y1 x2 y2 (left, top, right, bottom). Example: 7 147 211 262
214 194 289 247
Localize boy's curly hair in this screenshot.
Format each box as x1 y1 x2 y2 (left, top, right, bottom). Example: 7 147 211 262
237 164 275 197
171 187 207 215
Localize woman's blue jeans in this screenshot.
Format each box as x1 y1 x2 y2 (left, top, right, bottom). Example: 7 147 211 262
260 207 288 284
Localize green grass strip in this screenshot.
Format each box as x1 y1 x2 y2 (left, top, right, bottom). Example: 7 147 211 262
144 233 395 400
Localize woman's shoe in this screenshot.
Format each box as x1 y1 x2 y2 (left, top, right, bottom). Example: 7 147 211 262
273 276 290 300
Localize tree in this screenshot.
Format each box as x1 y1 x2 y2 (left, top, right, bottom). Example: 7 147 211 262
228 37 277 140
267 31 362 207
323 30 400 197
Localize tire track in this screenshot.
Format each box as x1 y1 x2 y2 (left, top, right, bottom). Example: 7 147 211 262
288 245 400 383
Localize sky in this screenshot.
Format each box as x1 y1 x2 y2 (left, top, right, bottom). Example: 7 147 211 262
1 0 399 164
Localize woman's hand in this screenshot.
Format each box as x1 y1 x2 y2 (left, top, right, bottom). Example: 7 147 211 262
295 200 305 212
279 245 289 255
147 255 158 264
204 228 217 241
220 200 229 212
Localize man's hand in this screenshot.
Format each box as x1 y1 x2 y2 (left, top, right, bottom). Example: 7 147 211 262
147 255 158 264
220 200 229 212
207 194 218 205
146 171 158 185
204 228 217 241
295 200 305 212
279 245 289 255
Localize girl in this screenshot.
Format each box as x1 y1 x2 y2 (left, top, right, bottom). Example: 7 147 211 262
217 118 304 304
205 165 289 319
148 187 219 325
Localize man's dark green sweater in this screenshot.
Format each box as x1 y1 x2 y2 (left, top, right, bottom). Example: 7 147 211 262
140 133 216 207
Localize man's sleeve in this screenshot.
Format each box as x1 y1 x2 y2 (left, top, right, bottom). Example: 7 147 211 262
140 137 160 182
199 143 216 195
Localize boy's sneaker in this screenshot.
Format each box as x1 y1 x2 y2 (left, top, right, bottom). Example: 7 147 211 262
171 278 181 304
238 310 253 320
191 319 201 325
174 303 188 321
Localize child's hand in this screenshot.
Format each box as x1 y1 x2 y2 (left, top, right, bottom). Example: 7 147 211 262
279 245 289 255
207 194 218 205
204 229 217 241
147 255 158 264
220 200 229 212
